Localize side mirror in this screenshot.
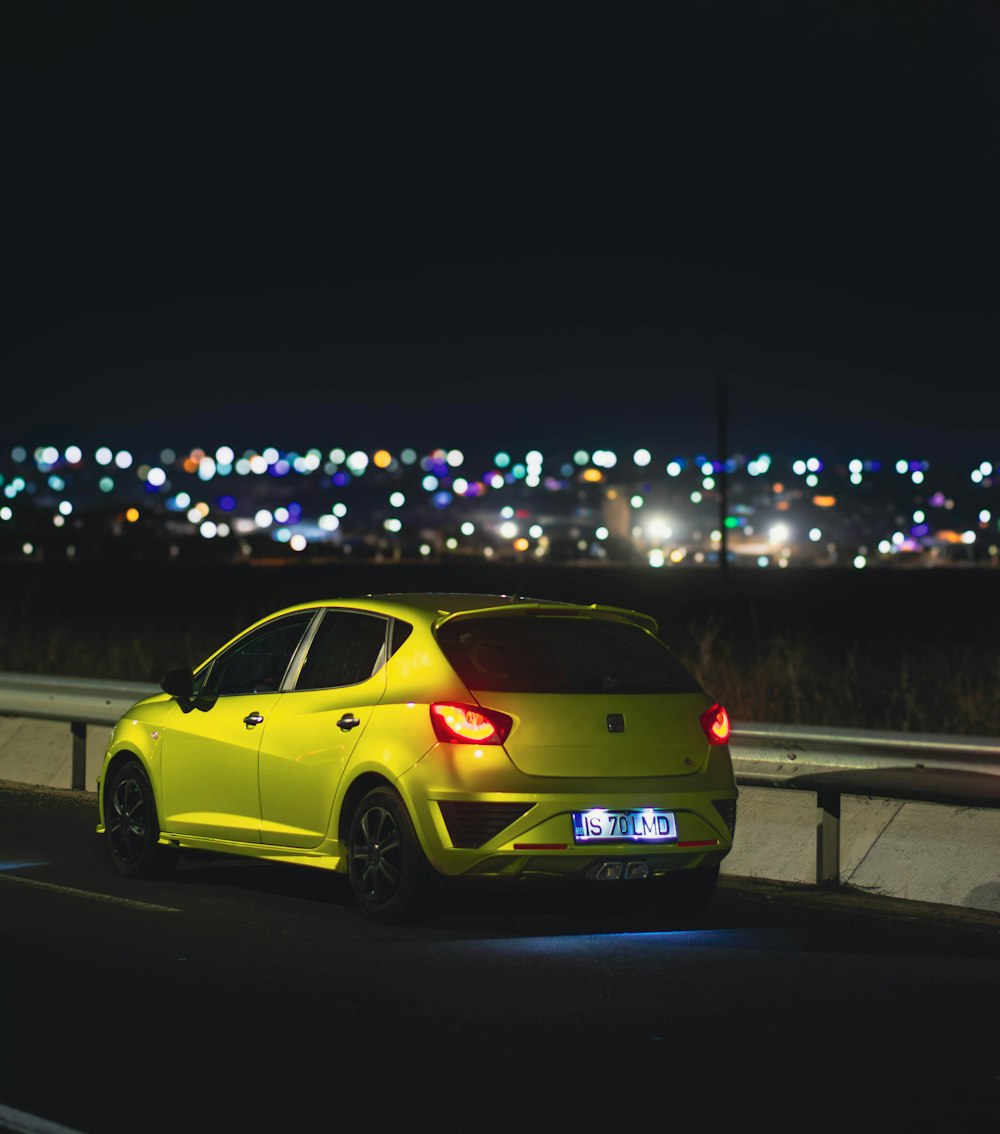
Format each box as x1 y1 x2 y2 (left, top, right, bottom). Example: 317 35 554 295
161 667 195 699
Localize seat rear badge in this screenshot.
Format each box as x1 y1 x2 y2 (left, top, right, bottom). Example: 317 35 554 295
607 713 625 733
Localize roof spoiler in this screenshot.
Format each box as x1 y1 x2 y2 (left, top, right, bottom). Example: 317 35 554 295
433 602 658 635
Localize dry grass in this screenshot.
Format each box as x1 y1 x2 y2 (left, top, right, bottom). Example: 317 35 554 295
2 607 997 738
672 613 1000 736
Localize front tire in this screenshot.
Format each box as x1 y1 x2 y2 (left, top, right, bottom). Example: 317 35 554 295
347 787 439 923
105 759 176 879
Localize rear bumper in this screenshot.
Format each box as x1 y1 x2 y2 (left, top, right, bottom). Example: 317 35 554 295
395 745 737 879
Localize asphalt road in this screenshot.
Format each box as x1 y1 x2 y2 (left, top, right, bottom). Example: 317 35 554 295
2 781 999 1133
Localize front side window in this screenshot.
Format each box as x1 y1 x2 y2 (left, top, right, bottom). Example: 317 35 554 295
200 612 315 697
294 610 390 690
435 615 703 694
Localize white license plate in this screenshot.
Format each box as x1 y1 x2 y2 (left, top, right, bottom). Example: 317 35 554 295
572 808 677 843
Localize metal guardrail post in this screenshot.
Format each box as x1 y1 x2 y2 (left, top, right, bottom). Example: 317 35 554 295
816 789 841 884
71 721 87 791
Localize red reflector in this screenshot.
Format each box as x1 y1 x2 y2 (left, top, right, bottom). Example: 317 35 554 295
699 702 731 745
677 839 719 848
513 843 568 851
430 702 512 745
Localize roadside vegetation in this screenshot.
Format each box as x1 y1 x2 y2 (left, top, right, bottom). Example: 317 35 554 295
1 601 997 737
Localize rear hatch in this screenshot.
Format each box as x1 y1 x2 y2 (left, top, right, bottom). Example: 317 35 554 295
434 606 712 778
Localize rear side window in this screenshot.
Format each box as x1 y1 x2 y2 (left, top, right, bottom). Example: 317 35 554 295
294 610 390 690
435 616 702 694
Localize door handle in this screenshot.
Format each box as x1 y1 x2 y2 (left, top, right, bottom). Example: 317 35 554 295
243 711 264 728
337 712 361 731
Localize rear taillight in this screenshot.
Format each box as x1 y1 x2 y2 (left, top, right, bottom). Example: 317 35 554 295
430 702 513 745
699 702 731 745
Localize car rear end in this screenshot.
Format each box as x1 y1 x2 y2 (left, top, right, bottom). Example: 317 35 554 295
394 602 738 892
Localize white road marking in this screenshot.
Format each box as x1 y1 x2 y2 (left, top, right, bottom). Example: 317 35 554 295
0 1102 91 1134
0 874 180 913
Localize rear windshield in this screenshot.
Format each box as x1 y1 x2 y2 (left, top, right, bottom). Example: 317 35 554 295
435 615 702 694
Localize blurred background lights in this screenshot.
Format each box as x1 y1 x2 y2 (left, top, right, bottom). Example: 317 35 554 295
96 447 113 466
980 461 993 475
595 526 609 540
849 459 863 474
528 524 543 538
215 446 234 466
499 521 518 539
254 509 273 528
970 469 984 483
58 501 72 516
809 528 822 542
40 446 60 465
0 507 11 521
125 508 140 523
200 521 218 539
373 449 392 469
318 514 340 531
389 492 405 508
666 461 682 477
274 507 289 524
633 448 651 466
460 521 475 535
383 518 402 533
979 509 992 523
332 503 347 518
768 523 789 544
147 467 167 487
114 450 133 469
630 494 644 508
853 554 867 569
447 449 465 468
647 549 665 567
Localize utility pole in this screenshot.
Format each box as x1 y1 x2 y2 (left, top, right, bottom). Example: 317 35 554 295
717 375 729 579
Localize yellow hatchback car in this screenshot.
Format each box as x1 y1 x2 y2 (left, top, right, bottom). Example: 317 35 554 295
97 593 738 921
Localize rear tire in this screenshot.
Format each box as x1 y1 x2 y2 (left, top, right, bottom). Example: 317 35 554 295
347 786 440 923
105 759 177 879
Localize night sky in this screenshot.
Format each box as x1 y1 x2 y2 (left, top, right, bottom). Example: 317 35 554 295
3 0 999 465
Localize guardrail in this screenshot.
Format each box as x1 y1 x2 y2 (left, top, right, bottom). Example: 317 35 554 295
2 672 999 886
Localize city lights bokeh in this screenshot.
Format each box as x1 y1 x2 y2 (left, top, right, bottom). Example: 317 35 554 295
0 442 996 567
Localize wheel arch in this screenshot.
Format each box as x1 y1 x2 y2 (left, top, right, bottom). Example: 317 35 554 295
101 749 155 825
337 771 396 848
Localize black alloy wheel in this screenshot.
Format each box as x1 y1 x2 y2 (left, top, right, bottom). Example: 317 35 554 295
347 787 438 923
105 759 176 879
